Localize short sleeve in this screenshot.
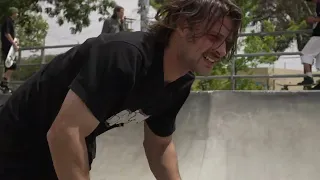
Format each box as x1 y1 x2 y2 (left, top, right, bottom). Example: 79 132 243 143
2 18 10 34
146 82 193 137
69 40 142 122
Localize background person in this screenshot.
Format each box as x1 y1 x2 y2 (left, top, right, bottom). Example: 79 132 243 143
101 5 127 34
0 7 19 94
297 0 320 87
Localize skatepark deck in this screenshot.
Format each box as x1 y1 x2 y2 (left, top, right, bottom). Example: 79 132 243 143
1 91 320 180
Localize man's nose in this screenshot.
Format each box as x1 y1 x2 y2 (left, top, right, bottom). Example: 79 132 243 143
212 41 227 58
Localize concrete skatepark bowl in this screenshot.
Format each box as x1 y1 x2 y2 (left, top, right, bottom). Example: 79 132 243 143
1 91 320 180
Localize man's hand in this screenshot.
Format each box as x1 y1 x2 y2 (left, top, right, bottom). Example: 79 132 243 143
121 16 125 23
306 16 320 24
47 90 100 180
143 122 181 180
4 34 19 51
13 39 19 51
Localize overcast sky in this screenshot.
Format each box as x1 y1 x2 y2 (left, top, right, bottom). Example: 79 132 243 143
28 0 311 71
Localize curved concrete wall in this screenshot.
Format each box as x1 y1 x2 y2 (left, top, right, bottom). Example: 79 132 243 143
1 91 320 179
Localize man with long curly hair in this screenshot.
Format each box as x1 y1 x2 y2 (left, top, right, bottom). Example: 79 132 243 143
0 0 242 179
101 5 127 33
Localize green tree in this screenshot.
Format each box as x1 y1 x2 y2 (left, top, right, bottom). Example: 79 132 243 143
246 0 314 51
16 12 49 48
1 0 117 87
1 0 117 34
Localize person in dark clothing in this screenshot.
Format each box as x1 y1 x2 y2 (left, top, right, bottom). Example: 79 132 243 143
0 7 19 94
0 0 242 179
101 5 127 34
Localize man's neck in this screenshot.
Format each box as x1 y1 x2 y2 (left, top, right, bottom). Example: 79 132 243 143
163 46 189 83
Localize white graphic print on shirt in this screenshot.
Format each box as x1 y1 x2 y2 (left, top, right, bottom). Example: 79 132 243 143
105 109 150 126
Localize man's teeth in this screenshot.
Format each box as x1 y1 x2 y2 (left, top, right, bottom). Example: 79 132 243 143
204 55 215 63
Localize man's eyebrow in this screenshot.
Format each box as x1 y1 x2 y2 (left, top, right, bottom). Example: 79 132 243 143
222 23 232 31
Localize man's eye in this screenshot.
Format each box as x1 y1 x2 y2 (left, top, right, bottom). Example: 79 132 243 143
207 35 219 41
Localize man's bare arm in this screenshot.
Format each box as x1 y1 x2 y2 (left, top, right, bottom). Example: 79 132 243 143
47 90 100 180
143 122 181 180
315 17 320 22
5 33 15 45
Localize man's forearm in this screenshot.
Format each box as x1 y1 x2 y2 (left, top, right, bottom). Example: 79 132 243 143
144 141 181 180
47 130 90 180
5 34 15 44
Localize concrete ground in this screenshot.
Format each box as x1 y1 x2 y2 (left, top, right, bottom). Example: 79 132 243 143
1 91 320 179
89 91 320 180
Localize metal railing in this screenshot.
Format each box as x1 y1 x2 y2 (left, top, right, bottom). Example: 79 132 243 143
238 29 312 37
198 29 318 90
3 29 318 90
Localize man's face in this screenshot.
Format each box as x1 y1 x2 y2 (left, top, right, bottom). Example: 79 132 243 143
176 16 234 76
12 12 18 19
117 8 124 19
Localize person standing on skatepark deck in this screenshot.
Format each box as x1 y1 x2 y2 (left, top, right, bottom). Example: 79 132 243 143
297 0 320 89
0 7 19 94
0 0 242 179
101 5 127 34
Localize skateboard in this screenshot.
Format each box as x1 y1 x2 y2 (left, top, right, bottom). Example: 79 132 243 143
0 86 12 94
276 83 315 90
5 38 19 68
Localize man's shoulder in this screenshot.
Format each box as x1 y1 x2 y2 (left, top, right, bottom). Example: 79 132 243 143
1 17 9 28
97 31 155 51
104 17 116 23
65 31 158 64
86 31 158 65
3 17 12 24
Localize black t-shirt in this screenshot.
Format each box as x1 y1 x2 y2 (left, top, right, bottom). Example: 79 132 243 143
69 33 194 137
1 17 15 50
312 1 320 36
0 31 194 169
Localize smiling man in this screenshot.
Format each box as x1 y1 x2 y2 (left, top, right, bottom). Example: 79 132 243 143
0 0 242 179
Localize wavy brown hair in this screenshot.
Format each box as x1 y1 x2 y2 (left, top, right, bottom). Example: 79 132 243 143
148 0 242 59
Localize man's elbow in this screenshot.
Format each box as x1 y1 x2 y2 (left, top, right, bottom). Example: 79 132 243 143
47 117 70 145
47 124 64 145
143 123 174 154
143 136 173 156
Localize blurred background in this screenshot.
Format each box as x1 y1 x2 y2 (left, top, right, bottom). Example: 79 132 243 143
0 0 319 91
